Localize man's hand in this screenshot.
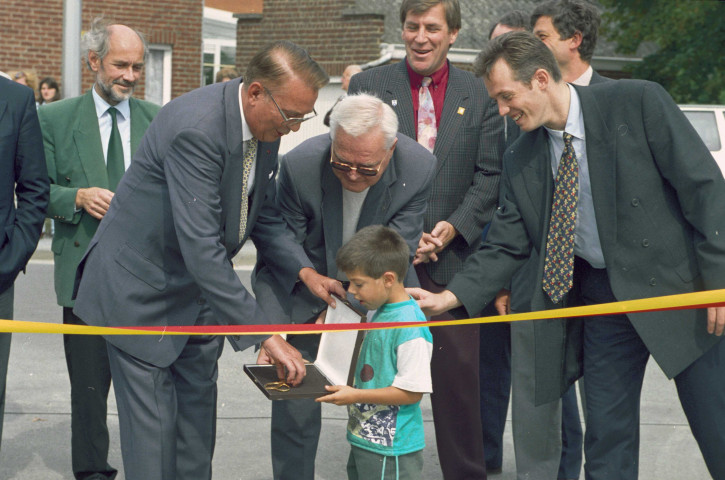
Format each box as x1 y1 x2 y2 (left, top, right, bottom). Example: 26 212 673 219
430 220 458 250
298 267 346 308
707 306 725 336
259 335 307 386
495 288 511 316
414 233 442 264
406 288 461 317
75 187 114 220
315 385 358 406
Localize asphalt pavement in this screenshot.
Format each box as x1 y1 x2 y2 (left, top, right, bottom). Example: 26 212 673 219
0 238 712 479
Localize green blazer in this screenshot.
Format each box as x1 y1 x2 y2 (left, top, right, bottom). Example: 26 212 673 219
39 90 160 307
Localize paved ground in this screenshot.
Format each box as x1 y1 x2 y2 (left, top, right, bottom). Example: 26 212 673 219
0 239 712 479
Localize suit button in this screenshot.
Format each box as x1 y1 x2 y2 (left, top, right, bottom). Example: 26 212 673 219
197 298 205 305
631 198 640 207
74 241 80 247
641 239 649 247
622 266 629 272
232 335 240 341
649 278 656 286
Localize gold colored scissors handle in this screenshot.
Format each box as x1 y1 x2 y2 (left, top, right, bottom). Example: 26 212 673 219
264 381 291 392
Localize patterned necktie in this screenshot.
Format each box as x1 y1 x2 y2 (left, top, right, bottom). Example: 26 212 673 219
417 76 437 153
542 132 579 303
239 138 257 242
106 107 125 191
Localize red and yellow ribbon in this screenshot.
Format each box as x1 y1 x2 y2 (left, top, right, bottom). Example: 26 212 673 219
1 289 723 336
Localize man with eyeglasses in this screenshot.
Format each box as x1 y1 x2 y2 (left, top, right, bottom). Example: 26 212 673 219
252 92 436 480
72 40 346 479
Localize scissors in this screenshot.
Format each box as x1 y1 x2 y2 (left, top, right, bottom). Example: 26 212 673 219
264 381 291 392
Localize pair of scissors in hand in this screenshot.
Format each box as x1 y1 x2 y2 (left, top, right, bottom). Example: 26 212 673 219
264 381 291 392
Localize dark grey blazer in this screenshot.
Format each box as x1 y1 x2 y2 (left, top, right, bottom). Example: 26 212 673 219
448 79 725 403
348 61 504 284
252 132 436 324
0 77 49 294
73 79 312 367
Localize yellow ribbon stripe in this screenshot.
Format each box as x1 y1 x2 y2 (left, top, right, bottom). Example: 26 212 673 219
1 289 724 336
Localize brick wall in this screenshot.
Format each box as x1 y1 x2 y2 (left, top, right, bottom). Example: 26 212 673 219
0 0 203 101
235 0 384 78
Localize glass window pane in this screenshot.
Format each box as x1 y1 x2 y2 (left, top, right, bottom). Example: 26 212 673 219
220 46 236 67
146 49 164 105
683 111 721 151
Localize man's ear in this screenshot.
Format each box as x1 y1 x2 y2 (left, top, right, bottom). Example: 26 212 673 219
88 52 100 73
245 81 264 105
569 30 583 51
533 68 550 90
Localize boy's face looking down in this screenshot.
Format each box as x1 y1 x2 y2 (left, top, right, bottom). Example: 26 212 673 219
344 269 398 311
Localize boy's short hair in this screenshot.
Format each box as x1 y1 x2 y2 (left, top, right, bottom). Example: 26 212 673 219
336 225 410 280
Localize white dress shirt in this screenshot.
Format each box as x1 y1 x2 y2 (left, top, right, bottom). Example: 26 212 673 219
92 88 131 170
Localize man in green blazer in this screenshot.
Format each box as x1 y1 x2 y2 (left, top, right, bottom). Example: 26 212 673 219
39 18 160 480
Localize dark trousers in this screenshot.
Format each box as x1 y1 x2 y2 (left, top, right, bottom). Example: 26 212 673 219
576 260 725 480
63 308 116 480
558 384 583 479
270 334 321 480
478 314 511 472
0 286 13 451
417 265 487 480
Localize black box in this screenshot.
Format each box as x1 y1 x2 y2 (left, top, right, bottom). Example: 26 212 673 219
244 296 366 400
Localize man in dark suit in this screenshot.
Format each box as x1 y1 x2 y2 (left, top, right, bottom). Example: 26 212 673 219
348 1 503 477
414 31 725 479
491 2 608 477
253 93 436 480
39 19 160 480
0 76 49 450
73 41 345 479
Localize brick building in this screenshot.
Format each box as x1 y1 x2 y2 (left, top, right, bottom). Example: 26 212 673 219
0 0 204 104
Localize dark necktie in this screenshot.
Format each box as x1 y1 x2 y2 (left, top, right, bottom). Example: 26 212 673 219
239 138 257 242
106 107 125 191
542 132 579 303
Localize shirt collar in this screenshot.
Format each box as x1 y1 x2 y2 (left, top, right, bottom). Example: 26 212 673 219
238 82 253 142
571 65 594 87
545 84 585 142
92 86 130 120
406 59 449 88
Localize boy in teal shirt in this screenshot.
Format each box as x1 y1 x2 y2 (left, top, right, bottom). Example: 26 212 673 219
317 225 433 480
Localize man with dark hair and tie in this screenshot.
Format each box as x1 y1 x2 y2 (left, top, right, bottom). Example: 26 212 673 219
39 18 160 480
348 1 503 478
413 31 725 480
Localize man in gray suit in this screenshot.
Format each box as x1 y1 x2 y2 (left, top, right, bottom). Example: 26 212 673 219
414 31 725 479
348 1 503 477
253 93 436 480
73 41 345 479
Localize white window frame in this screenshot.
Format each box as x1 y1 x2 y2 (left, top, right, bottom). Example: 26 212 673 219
147 44 173 105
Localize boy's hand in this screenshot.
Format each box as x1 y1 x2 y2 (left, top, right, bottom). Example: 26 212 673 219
315 385 358 405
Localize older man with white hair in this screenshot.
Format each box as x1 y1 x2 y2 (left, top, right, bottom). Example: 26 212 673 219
252 92 437 480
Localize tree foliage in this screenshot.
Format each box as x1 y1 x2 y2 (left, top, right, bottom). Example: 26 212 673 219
599 0 725 104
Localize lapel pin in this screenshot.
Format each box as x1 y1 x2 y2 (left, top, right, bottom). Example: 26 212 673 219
392 100 398 107
457 107 465 115
268 170 274 179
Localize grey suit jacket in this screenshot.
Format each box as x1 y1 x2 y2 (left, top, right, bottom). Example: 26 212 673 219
252 132 436 324
73 79 312 367
448 79 725 404
348 61 504 284
39 90 160 307
0 78 49 294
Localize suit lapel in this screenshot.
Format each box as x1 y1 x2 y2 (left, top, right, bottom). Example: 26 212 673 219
74 91 108 190
385 62 416 140
358 151 395 229
434 66 468 173
321 163 343 278
219 79 245 251
577 86 617 253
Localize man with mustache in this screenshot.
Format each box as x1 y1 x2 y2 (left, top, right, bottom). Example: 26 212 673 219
38 18 160 480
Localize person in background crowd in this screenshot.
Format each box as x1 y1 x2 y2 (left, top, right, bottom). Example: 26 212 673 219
324 64 363 127
216 66 239 83
37 77 62 106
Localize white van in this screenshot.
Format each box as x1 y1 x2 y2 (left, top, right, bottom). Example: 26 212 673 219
679 105 725 176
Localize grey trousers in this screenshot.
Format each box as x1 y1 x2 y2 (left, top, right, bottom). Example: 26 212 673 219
107 331 224 480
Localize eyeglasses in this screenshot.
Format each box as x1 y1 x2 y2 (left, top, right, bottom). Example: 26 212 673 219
330 148 384 177
263 86 317 127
